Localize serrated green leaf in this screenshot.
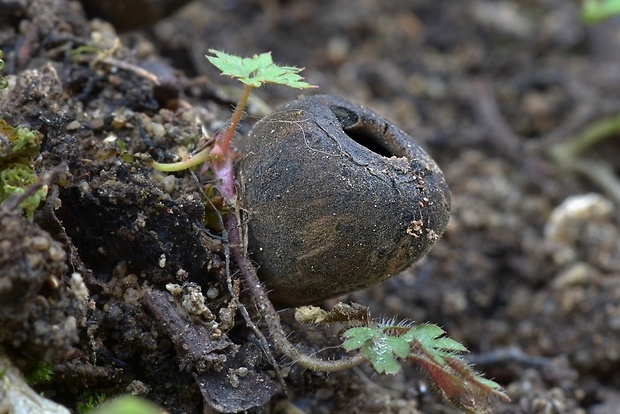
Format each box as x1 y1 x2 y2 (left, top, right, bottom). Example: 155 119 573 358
401 328 417 343
405 324 449 365
342 327 377 351
361 340 402 374
206 49 317 89
406 324 445 343
349 320 510 409
385 336 411 359
431 337 468 353
405 324 467 354
474 375 503 390
254 52 275 73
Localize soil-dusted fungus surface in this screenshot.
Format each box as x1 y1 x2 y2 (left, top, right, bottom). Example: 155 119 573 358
1 1 620 413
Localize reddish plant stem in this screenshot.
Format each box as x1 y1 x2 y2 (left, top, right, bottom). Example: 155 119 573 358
216 84 252 156
211 154 235 200
207 84 251 195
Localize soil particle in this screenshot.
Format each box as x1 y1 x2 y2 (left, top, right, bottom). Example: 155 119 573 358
0 211 83 363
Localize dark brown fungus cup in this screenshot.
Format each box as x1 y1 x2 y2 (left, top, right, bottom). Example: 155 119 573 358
237 95 451 306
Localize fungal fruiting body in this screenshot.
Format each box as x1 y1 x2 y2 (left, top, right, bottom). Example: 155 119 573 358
238 95 451 306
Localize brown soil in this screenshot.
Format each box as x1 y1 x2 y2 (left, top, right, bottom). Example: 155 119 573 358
1 1 620 413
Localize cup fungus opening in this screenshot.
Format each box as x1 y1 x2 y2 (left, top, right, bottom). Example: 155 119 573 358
330 105 406 158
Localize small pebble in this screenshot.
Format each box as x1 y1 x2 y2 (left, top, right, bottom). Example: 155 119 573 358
66 120 81 130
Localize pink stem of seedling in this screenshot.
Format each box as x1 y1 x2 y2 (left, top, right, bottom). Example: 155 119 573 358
204 84 252 200
214 84 252 159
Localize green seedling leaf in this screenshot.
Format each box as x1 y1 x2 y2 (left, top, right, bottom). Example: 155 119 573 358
343 326 412 374
346 320 510 410
475 375 504 390
405 325 509 412
432 336 468 353
361 337 402 374
406 323 467 364
342 327 377 351
206 49 317 89
385 336 411 359
405 323 445 343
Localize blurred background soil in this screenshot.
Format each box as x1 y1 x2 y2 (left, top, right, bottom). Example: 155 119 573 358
1 0 620 413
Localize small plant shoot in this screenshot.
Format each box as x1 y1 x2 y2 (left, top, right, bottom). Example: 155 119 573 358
149 50 316 175
344 321 507 413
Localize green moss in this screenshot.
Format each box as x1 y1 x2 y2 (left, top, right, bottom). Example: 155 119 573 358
77 392 108 414
25 362 54 386
0 119 45 220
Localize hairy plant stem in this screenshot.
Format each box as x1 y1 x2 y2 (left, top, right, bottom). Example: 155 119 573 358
210 198 288 393
218 84 252 156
